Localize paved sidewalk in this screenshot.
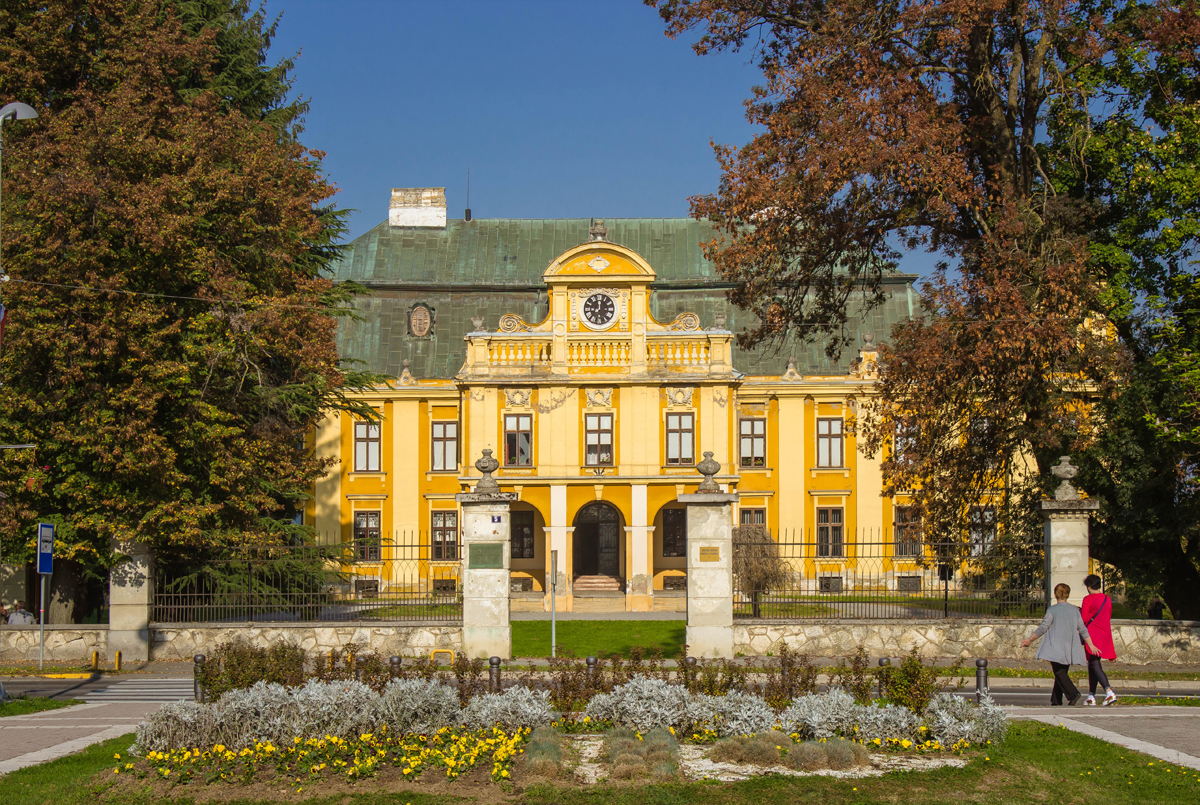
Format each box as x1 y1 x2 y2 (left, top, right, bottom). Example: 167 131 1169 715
0 702 153 773
1010 705 1200 769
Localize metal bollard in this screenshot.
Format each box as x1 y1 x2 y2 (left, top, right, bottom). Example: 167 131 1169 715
193 654 206 703
586 656 598 685
877 657 891 698
91 650 99 672
489 656 502 693
975 658 989 704
389 656 402 678
115 650 122 672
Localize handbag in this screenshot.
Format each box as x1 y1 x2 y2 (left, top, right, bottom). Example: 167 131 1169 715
1081 595 1109 653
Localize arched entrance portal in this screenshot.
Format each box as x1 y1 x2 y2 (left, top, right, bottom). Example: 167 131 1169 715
573 502 622 586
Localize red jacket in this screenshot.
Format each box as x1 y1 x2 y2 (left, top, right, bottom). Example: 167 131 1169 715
1081 593 1117 660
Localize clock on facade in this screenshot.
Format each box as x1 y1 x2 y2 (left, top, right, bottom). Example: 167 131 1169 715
581 292 617 329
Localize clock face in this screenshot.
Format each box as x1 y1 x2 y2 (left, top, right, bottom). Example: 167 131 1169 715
582 293 616 328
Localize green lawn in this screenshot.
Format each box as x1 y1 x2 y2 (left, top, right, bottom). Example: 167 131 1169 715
0 697 84 717
512 620 686 659
3 722 1200 804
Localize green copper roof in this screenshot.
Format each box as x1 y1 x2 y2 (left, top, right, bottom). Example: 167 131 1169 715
332 218 917 380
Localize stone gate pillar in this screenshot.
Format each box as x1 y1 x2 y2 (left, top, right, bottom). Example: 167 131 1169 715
457 450 516 659
682 452 737 658
109 540 152 663
1041 456 1098 608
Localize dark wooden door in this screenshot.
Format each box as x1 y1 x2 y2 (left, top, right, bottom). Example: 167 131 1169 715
597 522 620 577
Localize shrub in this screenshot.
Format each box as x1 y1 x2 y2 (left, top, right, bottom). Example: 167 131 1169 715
922 692 1008 745
708 690 776 737
778 688 860 739
378 678 461 735
760 645 819 708
709 732 786 765
850 702 919 743
602 726 678 779
290 679 380 742
461 687 558 731
877 648 963 713
822 737 868 769
584 678 689 732
829 648 875 705
523 725 568 779
783 740 828 771
196 639 306 699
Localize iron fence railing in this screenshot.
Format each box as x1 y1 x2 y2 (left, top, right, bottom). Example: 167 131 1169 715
732 526 1045 620
152 533 461 624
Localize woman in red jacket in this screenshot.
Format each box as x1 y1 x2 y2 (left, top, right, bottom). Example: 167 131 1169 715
1081 574 1118 706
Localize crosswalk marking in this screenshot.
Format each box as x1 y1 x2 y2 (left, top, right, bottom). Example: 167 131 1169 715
80 679 195 703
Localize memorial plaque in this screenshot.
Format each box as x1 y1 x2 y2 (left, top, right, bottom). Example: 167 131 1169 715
698 547 720 562
469 542 504 569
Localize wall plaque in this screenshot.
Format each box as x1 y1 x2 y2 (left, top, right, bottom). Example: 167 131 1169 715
469 542 504 569
698 547 720 562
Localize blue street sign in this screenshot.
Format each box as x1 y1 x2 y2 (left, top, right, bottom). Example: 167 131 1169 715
36 523 53 575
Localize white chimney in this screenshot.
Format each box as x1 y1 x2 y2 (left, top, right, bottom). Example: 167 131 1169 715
389 187 447 228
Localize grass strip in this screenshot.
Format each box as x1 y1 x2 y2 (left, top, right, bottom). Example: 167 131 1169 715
0 732 132 805
0 697 85 717
512 620 686 659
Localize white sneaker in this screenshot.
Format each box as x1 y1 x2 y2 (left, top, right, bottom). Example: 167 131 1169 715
1084 695 1096 706
1103 690 1118 706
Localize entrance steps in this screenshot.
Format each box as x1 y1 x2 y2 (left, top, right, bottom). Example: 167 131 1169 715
573 575 623 593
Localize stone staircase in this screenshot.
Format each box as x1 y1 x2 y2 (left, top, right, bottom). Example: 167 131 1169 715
572 575 623 594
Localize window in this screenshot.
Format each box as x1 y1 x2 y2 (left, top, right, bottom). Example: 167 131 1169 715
354 421 381 472
817 418 844 467
969 505 996 556
970 417 998 468
585 413 614 466
504 414 533 466
817 507 844 557
431 421 458 472
662 508 687 557
432 511 458 560
512 511 535 559
665 412 694 465
740 418 766 468
353 511 381 561
740 508 766 526
894 506 921 557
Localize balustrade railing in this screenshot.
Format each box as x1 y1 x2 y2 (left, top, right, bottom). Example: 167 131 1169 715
566 339 631 369
487 339 552 369
647 338 710 369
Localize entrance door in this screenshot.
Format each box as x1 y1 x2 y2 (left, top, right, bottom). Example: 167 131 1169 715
597 522 620 577
572 502 622 579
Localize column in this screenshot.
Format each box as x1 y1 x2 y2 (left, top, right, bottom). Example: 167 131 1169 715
457 450 517 659
545 484 571 611
682 452 737 658
1041 457 1098 608
109 540 152 662
626 484 652 611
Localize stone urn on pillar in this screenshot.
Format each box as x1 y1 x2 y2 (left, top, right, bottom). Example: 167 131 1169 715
1040 456 1098 607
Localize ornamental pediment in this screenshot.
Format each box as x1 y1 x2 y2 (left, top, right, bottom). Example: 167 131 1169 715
543 242 656 282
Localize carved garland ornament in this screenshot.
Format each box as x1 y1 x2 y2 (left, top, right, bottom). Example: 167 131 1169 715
585 387 613 408
666 312 701 331
498 313 532 333
504 388 533 408
665 386 695 407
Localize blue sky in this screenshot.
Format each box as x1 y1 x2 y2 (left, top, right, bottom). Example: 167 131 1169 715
266 0 938 275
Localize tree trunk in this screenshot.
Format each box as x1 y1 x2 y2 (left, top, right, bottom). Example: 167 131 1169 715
1159 549 1200 621
47 558 86 624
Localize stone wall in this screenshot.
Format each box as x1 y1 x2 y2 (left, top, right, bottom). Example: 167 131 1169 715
0 625 108 662
148 623 463 661
732 619 1200 665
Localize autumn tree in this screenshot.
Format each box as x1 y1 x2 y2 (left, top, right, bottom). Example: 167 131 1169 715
0 0 375 620
651 1 1200 617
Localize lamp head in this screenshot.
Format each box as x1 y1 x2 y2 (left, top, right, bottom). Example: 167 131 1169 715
0 102 38 122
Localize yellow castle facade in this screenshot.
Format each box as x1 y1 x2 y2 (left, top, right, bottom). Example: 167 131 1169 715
311 200 919 613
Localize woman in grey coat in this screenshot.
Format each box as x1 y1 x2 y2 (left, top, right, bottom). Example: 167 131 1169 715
1021 583 1098 705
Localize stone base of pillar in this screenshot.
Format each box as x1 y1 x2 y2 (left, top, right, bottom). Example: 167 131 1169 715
686 625 734 658
108 627 150 663
1042 499 1098 608
463 625 510 660
457 487 517 660
108 541 152 663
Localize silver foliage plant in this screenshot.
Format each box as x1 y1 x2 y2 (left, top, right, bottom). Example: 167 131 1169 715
379 678 461 735
460 687 558 731
923 692 1008 746
584 678 690 732
778 688 860 739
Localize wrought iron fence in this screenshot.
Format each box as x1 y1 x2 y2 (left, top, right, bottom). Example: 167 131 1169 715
732 526 1045 620
152 533 461 624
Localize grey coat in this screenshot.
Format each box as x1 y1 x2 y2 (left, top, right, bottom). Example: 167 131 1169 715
1032 602 1090 665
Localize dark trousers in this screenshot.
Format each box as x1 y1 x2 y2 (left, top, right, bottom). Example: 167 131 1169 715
1088 655 1111 695
1049 661 1080 705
